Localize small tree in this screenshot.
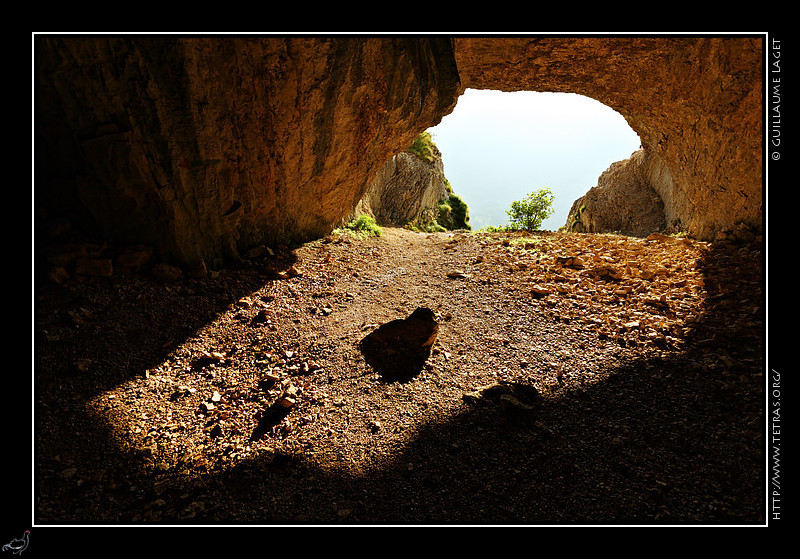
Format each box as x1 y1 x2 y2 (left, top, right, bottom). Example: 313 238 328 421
507 187 555 231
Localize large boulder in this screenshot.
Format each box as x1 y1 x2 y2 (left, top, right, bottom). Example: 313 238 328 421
566 149 669 236
344 146 450 228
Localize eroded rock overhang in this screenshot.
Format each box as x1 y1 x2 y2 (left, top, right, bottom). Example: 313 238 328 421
35 35 763 268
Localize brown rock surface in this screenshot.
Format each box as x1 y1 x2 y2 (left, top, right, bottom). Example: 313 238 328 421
36 36 762 268
345 148 449 228
35 36 462 268
566 149 668 236
453 37 762 242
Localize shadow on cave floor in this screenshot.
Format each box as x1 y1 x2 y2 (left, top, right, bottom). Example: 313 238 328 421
204 353 764 525
32 231 766 525
358 307 439 383
34 239 301 402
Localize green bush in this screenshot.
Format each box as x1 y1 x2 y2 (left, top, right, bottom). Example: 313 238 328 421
507 187 555 231
479 224 514 233
344 214 382 237
407 131 436 162
448 194 470 230
437 194 470 231
408 222 447 233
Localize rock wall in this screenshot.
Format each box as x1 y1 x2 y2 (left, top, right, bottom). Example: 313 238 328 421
344 146 450 228
565 149 671 237
35 36 763 268
35 37 462 269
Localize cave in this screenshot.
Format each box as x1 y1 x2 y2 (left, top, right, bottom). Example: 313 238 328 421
35 35 763 269
31 34 768 530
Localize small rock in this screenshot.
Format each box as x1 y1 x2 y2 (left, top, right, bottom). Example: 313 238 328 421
170 385 196 400
646 232 677 243
188 260 208 279
251 310 272 325
48 266 70 284
191 353 223 371
463 381 539 409
498 393 535 413
60 467 78 478
74 358 92 373
246 245 268 258
276 395 296 409
236 297 254 308
151 263 184 282
258 373 281 390
277 265 303 279
75 257 113 277
531 286 552 298
198 402 215 414
359 307 439 379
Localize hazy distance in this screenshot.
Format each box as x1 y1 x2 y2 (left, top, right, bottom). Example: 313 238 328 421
427 89 642 231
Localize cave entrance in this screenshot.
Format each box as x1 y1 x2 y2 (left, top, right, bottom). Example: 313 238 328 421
427 89 641 231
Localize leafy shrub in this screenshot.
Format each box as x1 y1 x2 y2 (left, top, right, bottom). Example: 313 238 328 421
407 131 436 162
437 194 470 230
344 214 382 237
408 222 447 233
507 187 555 231
448 194 470 230
479 224 514 233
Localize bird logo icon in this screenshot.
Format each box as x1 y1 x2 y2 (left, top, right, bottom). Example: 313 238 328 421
2 531 29 556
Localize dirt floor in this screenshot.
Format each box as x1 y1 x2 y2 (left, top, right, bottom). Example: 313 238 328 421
33 227 765 525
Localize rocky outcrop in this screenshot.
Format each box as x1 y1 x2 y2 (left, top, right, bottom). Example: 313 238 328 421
344 145 450 228
35 36 763 268
35 37 462 269
566 149 669 237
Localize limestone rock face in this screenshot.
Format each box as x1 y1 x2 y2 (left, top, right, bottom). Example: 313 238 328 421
566 149 669 237
35 36 762 268
345 146 449 228
35 37 462 268
453 37 763 242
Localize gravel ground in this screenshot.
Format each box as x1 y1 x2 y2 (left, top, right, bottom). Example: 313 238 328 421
34 227 765 525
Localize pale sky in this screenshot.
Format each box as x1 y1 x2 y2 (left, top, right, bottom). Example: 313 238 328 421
427 89 642 231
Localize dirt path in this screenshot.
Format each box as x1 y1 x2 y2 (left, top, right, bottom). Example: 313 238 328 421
34 227 765 524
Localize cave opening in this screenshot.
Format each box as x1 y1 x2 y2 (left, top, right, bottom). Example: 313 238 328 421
32 37 766 526
427 89 642 231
